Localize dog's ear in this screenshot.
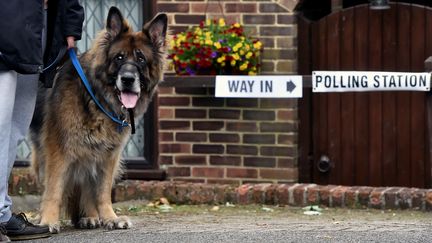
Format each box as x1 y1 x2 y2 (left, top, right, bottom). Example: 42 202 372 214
106 7 129 37
143 13 168 48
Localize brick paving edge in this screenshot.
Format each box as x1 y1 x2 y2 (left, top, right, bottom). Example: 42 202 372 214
113 181 432 211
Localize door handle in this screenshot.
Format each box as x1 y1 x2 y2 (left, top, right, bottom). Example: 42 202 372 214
318 155 331 173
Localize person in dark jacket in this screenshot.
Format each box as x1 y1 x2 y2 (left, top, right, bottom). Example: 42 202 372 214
0 0 84 241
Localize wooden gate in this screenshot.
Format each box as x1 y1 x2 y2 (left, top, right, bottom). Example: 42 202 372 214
298 3 432 188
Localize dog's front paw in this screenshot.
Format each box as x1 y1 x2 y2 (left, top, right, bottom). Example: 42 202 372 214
47 223 61 234
77 217 101 229
102 216 132 230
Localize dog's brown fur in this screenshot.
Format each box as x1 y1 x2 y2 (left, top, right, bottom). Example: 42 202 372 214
30 7 167 233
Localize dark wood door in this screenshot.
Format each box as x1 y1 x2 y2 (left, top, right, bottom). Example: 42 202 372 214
298 3 432 187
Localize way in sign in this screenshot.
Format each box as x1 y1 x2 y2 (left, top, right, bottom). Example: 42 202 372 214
228 80 273 93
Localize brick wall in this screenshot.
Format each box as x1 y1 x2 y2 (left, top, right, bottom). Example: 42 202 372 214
156 0 300 184
158 86 298 184
157 0 299 74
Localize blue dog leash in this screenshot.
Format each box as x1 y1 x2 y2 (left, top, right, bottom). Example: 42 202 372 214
68 48 132 132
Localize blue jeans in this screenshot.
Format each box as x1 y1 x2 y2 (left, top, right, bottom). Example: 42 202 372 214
0 71 39 223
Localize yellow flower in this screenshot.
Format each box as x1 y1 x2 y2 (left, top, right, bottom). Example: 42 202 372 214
233 23 240 28
230 60 236 66
170 39 175 48
214 42 222 49
219 18 225 27
206 19 211 26
239 62 248 71
248 71 257 75
217 56 226 63
173 55 179 61
205 39 213 45
233 43 243 52
246 52 253 59
253 41 262 49
232 53 240 60
239 50 245 55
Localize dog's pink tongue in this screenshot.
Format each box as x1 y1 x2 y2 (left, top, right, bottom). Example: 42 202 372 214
121 92 139 108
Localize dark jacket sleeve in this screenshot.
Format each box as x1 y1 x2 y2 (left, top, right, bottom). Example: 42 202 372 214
62 0 84 40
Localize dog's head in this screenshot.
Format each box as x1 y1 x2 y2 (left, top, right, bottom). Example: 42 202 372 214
90 7 167 113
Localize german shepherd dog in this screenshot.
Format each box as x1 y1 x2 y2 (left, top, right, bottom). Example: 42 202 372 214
30 7 167 233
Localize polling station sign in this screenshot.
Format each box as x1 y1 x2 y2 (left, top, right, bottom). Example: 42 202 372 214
215 75 303 98
312 71 431 92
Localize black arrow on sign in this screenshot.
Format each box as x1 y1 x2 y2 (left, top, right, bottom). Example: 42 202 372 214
286 80 296 93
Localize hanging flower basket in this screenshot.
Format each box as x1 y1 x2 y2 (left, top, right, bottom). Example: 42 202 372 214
168 18 263 76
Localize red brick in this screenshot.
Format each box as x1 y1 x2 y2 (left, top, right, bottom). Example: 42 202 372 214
157 87 174 94
209 109 241 119
226 122 258 132
277 110 297 121
159 97 190 106
208 179 240 186
227 145 258 155
358 187 373 207
264 184 279 205
244 157 276 168
293 184 308 206
159 156 173 165
193 97 225 107
193 121 224 130
176 132 207 142
160 143 191 153
384 187 403 209
159 132 174 142
159 120 190 130
426 190 432 210
175 155 207 165
191 3 222 13
209 133 240 143
225 3 257 13
260 3 288 12
192 167 224 178
398 188 414 209
412 189 427 210
277 134 296 145
260 168 297 180
319 185 338 206
190 184 215 204
252 184 269 204
345 187 359 208
243 15 275 25
260 146 295 157
168 167 191 177
174 183 191 204
243 134 275 144
277 158 296 168
175 87 208 95
307 185 319 205
331 186 348 207
260 99 296 109
193 144 224 154
157 3 189 12
260 122 294 133
175 109 207 118
275 184 291 205
243 110 275 121
227 168 258 178
237 184 253 205
159 108 174 119
226 99 258 108
210 156 241 166
277 14 295 24
175 14 206 24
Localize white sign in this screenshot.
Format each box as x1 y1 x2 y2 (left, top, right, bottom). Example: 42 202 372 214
215 75 303 98
313 71 431 92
